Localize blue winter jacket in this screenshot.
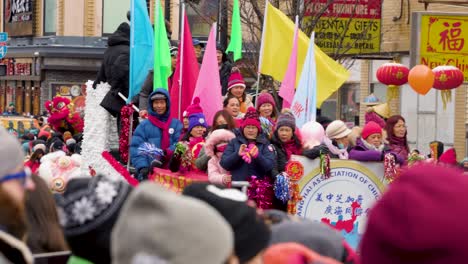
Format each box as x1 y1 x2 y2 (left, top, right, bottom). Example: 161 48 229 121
130 89 183 170
220 129 275 181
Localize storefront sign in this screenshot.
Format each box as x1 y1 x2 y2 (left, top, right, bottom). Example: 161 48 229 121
0 33 7 59
4 0 34 36
0 58 32 76
292 155 387 249
418 14 468 82
303 0 382 55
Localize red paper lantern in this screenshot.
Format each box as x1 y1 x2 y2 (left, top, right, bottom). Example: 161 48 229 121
376 62 410 100
433 66 464 90
432 65 464 109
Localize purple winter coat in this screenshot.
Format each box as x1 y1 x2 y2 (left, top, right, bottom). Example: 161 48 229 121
349 138 404 165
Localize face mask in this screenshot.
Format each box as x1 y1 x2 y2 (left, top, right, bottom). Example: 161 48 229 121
338 143 345 149
216 124 229 130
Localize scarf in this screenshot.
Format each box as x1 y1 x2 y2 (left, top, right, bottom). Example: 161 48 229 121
148 115 173 151
283 139 301 160
323 137 348 159
362 139 385 152
387 135 409 156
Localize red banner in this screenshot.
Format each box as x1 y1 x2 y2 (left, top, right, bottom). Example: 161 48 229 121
149 168 209 193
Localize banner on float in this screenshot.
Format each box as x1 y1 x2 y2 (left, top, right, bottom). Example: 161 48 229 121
290 155 387 249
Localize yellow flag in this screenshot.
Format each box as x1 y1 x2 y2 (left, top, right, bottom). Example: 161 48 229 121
259 2 350 108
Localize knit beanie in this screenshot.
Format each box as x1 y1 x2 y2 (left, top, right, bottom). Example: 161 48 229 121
0 126 25 180
439 148 457 165
325 120 351 140
112 182 234 264
360 164 468 264
55 175 132 264
270 219 348 262
228 70 246 91
241 107 261 132
183 183 271 262
276 112 296 131
256 93 276 110
361 121 382 139
186 97 208 133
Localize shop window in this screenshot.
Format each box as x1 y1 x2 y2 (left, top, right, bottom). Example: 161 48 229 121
340 83 360 125
186 0 219 39
44 0 57 35
320 92 338 121
103 0 152 35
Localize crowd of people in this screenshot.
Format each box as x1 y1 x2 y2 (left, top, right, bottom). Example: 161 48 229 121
2 17 468 264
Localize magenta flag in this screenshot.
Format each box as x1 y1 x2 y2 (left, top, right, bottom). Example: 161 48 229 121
192 24 222 124
279 17 299 109
170 12 200 120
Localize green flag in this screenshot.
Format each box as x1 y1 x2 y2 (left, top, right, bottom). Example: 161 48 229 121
226 0 242 61
153 0 172 90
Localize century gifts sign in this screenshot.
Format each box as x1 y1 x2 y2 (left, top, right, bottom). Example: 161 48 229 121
412 12 468 82
3 0 34 36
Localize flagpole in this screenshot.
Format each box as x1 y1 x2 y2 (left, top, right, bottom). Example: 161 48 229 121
310 31 317 122
178 4 185 120
255 0 269 107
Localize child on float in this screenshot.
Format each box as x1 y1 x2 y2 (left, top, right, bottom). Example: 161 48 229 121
195 110 238 171
204 128 236 186
349 121 404 165
225 69 253 114
256 92 278 139
220 107 275 208
169 97 207 172
303 120 352 160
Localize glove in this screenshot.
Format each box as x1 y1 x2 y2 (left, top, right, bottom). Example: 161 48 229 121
248 144 259 159
319 145 330 155
138 167 149 181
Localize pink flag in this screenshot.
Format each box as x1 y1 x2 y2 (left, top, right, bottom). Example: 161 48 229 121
279 17 299 109
170 12 200 120
192 24 222 124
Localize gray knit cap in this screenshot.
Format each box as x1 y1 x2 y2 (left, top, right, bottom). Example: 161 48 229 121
112 182 234 264
0 126 25 180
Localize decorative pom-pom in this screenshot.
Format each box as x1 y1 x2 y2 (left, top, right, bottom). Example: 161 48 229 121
274 173 291 203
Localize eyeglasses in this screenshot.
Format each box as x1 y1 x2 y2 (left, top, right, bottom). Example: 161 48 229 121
0 167 31 187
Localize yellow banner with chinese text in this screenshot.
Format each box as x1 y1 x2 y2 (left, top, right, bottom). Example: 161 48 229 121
420 15 468 82
305 17 381 55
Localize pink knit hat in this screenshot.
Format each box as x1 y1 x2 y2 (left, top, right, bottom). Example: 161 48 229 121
241 107 261 131
184 97 203 117
256 93 276 110
361 121 382 139
228 70 246 91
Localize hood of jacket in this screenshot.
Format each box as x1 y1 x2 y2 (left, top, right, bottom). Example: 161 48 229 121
204 129 236 157
148 89 171 122
108 23 130 46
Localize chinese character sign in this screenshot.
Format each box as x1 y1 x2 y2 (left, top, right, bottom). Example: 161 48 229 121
420 15 468 82
303 0 382 55
293 156 387 250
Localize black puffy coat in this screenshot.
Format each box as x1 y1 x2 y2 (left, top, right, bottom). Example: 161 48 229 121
94 22 130 117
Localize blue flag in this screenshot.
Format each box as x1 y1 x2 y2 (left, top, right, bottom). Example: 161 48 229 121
128 0 154 103
291 32 317 128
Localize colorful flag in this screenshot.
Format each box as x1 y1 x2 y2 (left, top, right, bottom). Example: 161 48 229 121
279 16 299 109
170 12 200 120
128 0 154 102
192 24 222 124
226 0 242 61
153 0 172 90
259 2 350 107
291 33 317 128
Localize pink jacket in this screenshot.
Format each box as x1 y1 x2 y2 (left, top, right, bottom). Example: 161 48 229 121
204 129 236 185
208 155 230 185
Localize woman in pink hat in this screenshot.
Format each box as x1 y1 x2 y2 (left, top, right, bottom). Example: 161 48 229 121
257 92 278 139
225 69 253 114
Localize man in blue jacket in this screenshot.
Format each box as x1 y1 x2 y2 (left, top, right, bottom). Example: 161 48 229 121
130 89 182 181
